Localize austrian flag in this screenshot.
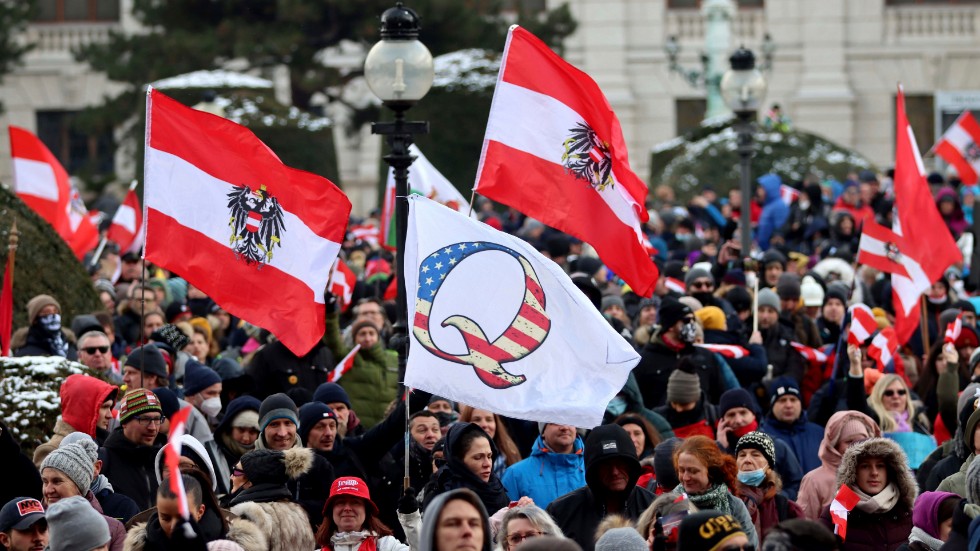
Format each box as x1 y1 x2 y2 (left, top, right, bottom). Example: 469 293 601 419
144 89 351 356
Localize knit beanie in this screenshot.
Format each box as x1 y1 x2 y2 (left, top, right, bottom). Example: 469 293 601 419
695 306 726 331
638 297 660 311
684 267 714 288
152 387 181 419
60 432 96 450
118 388 163 425
26 294 60 324
757 288 781 313
183 360 222 396
45 495 110 551
298 402 337 444
679 296 703 313
724 286 752 313
719 388 758 417
800 276 825 307
40 440 97 494
768 376 802 407
596 527 648 551
776 273 802 300
313 383 352 409
653 438 682 490
233 410 260 431
259 393 299 433
761 249 787 268
601 295 626 313
735 432 776 468
207 541 246 551
658 298 693 330
678 510 747 551
824 283 849 307
125 344 169 380
667 369 701 405
913 491 961 539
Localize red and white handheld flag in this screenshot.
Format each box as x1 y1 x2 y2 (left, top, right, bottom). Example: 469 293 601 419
780 185 800 206
933 111 980 185
144 89 351 356
695 343 749 359
830 484 861 540
107 180 144 254
857 221 909 278
405 196 639 427
665 277 685 294
327 344 360 383
162 407 195 537
848 304 877 347
10 126 100 259
945 312 964 345
791 342 828 363
868 327 901 373
328 259 357 313
891 87 963 345
474 26 658 297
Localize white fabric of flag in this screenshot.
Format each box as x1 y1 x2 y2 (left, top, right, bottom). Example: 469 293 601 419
404 196 638 428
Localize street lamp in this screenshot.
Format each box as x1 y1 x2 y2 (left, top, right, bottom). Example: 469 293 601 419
364 2 433 384
720 46 767 257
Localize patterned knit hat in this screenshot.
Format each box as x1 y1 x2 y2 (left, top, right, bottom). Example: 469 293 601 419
735 431 776 468
118 388 163 424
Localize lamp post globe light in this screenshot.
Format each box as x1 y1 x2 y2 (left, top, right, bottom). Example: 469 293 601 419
365 2 433 389
720 47 767 258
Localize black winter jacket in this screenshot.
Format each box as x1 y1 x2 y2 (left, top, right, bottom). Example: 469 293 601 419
634 336 727 408
98 427 165 510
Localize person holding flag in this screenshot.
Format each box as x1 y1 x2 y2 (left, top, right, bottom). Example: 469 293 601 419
818 438 917 551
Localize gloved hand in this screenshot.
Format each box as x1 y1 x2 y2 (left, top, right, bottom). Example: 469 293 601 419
156 323 190 352
324 289 338 315
398 487 418 515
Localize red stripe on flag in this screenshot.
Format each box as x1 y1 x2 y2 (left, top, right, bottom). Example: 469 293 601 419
145 210 325 355
478 141 655 296
935 140 979 186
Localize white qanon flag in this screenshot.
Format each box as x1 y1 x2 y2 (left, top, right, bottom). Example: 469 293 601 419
404 196 639 427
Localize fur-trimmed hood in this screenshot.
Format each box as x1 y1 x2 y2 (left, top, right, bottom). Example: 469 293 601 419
229 500 314 551
122 516 267 551
836 437 918 510
239 446 313 485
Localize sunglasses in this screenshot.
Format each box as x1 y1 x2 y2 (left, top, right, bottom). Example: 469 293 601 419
82 346 109 354
883 389 907 398
232 468 245 477
690 280 713 290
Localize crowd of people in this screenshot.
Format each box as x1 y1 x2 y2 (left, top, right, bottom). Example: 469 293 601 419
3 166 980 551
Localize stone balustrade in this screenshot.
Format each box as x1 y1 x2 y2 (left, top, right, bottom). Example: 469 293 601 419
666 8 765 42
18 23 117 54
884 5 977 43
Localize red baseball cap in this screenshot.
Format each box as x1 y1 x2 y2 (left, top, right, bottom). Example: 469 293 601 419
323 476 378 516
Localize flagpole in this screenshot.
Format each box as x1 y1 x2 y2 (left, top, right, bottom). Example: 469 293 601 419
920 295 931 354
467 188 477 218
404 388 411 491
88 235 108 271
752 274 759 335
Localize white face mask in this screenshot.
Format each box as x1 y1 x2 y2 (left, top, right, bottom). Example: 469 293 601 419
200 397 222 418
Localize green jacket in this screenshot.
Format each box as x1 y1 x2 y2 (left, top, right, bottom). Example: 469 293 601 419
323 312 398 428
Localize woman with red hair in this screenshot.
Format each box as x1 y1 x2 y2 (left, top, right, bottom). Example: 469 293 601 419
673 435 758 547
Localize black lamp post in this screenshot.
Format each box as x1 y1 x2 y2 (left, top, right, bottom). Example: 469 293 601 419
720 47 767 257
364 2 434 386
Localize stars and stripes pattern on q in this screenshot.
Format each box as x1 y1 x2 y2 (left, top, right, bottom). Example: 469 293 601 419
404 195 639 428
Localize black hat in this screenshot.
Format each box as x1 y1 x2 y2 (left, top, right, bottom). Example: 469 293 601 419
776 273 802 300
824 282 849 306
125 345 168 379
724 286 752 313
313 383 352 409
258 393 298 434
583 424 641 494
151 387 180 419
768 376 802 407
678 511 747 551
761 249 787 268
652 438 681 490
0 497 45 532
298 402 337 445
658 298 693 331
165 301 191 323
719 388 758 417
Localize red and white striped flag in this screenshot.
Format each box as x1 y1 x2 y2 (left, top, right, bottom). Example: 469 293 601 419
945 312 964 345
695 343 749 359
474 26 658 297
10 126 100 259
868 327 900 372
107 181 144 254
848 304 877 347
830 484 861 540
163 407 195 537
665 277 686 294
780 184 800 206
327 344 360 383
933 111 980 185
329 259 357 313
349 223 380 248
791 341 828 363
857 221 909 278
144 89 351 356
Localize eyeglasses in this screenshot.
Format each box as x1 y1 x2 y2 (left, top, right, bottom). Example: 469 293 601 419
681 317 695 324
883 389 907 398
134 416 165 427
82 346 109 354
690 280 713 290
506 531 542 545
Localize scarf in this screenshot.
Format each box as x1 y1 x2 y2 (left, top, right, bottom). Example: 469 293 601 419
892 410 912 433
221 431 252 460
90 474 113 494
732 420 759 440
908 526 944 551
428 459 510 514
681 483 732 514
853 482 900 514
325 531 379 551
27 322 68 357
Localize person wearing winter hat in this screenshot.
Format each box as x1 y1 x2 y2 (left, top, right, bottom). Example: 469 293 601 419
153 434 219 492
756 287 807 383
632 297 661 347
819 283 848 345
677 510 750 551
595 525 647 551
733 431 805 541
818 438 917 551
57 433 139 526
122 344 169 391
298 402 339 452
635 297 728 408
0 496 47 551
33 374 117 467
99 388 166 510
762 249 788 287
227 448 317 551
314 476 418 551
183 360 223 424
651 438 682 493
601 295 631 330
760 377 825 473
39 440 126 551
204 396 261 495
313 383 363 438
45 496 110 551
652 360 718 440
801 276 825 318
902 491 959 551
547 424 655 551
10 294 77 360
777 273 823 349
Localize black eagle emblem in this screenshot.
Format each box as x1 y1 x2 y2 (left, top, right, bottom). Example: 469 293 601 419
967 141 980 162
561 122 614 191
227 184 285 266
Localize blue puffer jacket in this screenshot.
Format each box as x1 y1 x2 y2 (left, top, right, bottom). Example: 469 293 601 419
760 412 825 474
756 173 790 251
501 434 585 508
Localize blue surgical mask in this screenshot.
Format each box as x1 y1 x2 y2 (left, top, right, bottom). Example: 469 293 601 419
737 468 766 487
607 396 627 417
